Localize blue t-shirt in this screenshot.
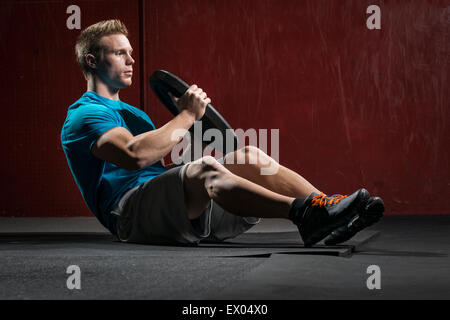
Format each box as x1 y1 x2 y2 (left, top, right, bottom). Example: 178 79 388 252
61 91 167 234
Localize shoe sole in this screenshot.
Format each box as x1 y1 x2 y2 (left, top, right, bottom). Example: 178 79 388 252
323 197 385 245
302 189 370 247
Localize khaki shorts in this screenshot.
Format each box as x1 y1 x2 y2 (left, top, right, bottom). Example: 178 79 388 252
112 163 260 245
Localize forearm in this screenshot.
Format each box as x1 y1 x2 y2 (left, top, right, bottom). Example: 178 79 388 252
127 110 195 169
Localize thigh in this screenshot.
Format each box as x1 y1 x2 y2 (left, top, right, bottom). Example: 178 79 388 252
115 164 211 245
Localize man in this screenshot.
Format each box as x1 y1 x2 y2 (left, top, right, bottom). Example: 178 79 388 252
61 20 384 247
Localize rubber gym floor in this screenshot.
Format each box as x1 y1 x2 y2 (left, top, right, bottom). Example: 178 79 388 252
0 215 449 300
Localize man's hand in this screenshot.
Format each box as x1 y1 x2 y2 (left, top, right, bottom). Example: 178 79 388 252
169 85 211 121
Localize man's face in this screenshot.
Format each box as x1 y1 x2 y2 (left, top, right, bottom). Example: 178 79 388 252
96 33 135 89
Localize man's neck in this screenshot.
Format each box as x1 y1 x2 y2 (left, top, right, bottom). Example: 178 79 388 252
87 77 120 101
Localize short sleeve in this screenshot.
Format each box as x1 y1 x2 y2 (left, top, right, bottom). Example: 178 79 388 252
63 104 122 153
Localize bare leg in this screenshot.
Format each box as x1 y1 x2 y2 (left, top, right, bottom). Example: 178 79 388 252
222 146 321 198
183 156 294 220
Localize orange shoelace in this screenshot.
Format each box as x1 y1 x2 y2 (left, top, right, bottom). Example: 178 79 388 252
311 192 348 207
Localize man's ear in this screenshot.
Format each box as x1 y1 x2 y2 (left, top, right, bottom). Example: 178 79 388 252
85 54 97 69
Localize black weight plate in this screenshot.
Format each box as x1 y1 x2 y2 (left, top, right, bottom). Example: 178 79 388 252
150 70 239 153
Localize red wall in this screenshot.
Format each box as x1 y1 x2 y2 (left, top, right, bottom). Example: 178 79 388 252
144 0 449 215
0 0 141 217
0 0 448 217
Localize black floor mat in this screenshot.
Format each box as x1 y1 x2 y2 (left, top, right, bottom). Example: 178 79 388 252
0 230 379 258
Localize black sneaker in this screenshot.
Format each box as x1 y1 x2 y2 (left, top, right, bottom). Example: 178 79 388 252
290 189 370 247
323 196 385 245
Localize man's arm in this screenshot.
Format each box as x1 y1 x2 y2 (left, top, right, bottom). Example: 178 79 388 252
91 84 209 170
91 110 195 170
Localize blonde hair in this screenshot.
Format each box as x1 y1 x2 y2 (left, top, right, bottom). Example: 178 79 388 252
75 19 129 78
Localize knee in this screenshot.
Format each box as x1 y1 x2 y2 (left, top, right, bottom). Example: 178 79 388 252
238 145 268 164
241 145 261 156
185 156 222 178
186 156 234 199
